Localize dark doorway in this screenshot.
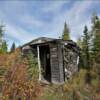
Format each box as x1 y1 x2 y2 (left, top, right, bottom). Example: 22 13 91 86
39 45 51 82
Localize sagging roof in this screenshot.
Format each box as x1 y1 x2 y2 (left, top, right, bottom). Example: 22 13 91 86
21 37 81 54
22 37 77 46
21 37 57 47
21 37 80 51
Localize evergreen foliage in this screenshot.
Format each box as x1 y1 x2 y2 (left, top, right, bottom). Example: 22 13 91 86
0 25 4 50
91 14 100 60
77 37 82 48
1 40 7 53
91 13 100 80
0 25 3 38
82 25 91 69
10 42 16 53
62 22 70 40
0 25 7 54
77 37 84 69
27 50 38 80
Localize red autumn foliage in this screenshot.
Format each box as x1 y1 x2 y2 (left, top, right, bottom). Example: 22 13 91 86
0 48 43 100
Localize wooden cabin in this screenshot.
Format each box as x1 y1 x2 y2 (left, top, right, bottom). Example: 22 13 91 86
21 37 80 84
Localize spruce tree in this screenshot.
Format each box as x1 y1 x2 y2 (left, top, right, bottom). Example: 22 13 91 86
77 37 82 48
91 13 100 80
82 26 92 84
62 22 70 40
91 14 100 60
1 40 7 53
77 37 83 69
82 25 91 69
0 24 7 54
10 42 16 53
0 25 3 38
0 25 4 50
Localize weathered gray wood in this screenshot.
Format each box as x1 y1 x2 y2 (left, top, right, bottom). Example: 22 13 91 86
58 44 64 83
50 44 60 83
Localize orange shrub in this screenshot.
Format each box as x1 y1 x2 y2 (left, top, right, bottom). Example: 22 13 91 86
1 48 43 100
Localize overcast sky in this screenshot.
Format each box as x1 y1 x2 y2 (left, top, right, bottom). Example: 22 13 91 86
0 0 100 49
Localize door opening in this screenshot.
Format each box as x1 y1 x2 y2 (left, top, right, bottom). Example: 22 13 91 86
39 45 51 82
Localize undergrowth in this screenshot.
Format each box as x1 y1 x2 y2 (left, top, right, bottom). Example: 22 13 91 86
0 49 100 100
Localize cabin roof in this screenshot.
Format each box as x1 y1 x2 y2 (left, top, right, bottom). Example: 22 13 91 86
21 37 80 51
22 37 57 47
22 37 75 46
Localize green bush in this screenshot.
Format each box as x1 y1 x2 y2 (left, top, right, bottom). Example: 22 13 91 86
0 68 6 76
27 50 38 80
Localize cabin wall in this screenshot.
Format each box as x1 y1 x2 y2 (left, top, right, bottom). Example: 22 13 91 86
63 45 79 79
57 44 64 83
49 43 64 84
50 43 60 83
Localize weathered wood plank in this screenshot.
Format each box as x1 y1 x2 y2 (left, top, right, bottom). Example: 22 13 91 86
50 44 60 83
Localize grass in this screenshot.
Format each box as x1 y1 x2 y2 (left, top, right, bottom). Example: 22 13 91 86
40 69 100 100
0 50 100 99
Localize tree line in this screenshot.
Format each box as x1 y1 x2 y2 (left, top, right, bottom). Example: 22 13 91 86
0 25 15 54
62 13 100 81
